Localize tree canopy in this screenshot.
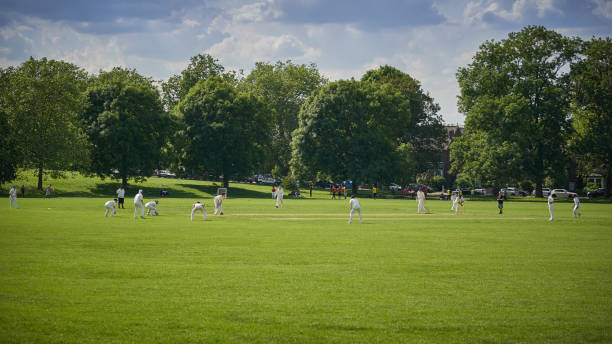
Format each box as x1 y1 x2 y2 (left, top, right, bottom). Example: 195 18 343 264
570 37 612 192
81 67 169 186
291 79 412 192
454 26 581 194
178 76 269 188
0 57 89 189
241 61 327 178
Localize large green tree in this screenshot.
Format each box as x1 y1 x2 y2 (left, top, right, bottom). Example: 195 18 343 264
290 79 411 193
570 37 612 192
361 65 445 181
241 61 327 177
178 76 269 188
0 109 17 186
454 26 581 196
161 53 231 111
82 67 168 186
0 58 89 189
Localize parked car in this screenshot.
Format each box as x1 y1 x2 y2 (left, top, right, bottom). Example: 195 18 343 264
256 174 276 185
587 188 609 199
315 180 334 188
550 189 576 199
389 183 402 192
532 188 551 197
474 188 485 195
157 170 176 178
501 187 528 196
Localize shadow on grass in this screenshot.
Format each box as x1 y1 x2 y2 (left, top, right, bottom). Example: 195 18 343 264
54 181 270 198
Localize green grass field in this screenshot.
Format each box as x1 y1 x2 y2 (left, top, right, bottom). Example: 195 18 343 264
1 176 611 343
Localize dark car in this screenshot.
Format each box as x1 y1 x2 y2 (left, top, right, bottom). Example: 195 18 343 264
587 188 609 199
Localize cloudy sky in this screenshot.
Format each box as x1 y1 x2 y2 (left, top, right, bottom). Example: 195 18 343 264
1 0 611 124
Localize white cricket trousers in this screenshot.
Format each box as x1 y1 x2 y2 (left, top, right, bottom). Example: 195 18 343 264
276 196 283 208
214 201 223 215
134 203 144 218
418 200 425 214
191 207 207 221
9 197 18 208
349 207 363 223
548 204 554 221
573 204 580 217
105 206 115 217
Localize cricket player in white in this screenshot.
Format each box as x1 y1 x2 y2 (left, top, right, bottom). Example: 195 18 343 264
191 201 207 221
416 189 430 214
134 190 145 219
348 195 363 224
145 200 159 216
214 193 225 215
573 194 581 218
104 199 117 217
453 194 465 215
450 192 457 211
9 185 18 208
275 186 284 208
547 194 554 221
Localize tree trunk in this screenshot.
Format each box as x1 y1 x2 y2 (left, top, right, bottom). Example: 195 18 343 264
223 179 229 189
37 166 43 190
122 174 128 188
352 182 358 196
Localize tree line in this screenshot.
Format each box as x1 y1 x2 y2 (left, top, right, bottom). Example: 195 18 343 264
0 54 445 191
0 26 610 195
451 26 611 196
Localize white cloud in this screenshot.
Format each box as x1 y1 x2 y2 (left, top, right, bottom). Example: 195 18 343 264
182 19 199 28
592 0 612 19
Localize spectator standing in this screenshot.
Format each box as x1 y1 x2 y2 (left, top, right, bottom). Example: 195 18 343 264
116 186 126 209
9 185 18 208
20 185 25 198
45 184 52 198
497 191 504 214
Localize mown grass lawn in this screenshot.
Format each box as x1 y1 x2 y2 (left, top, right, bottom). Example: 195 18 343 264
1 184 611 343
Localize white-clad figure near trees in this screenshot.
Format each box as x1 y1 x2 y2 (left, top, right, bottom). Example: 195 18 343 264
548 194 554 221
573 194 581 218
416 188 430 214
214 193 225 215
348 194 363 224
191 201 207 221
9 185 18 209
134 190 145 219
145 200 159 216
275 186 284 208
104 199 117 217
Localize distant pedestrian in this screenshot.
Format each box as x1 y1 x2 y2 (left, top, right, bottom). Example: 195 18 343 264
214 192 225 215
470 188 475 200
343 185 347 199
417 188 430 214
450 192 457 212
497 191 504 214
573 194 581 218
116 186 126 209
271 186 276 199
348 194 363 224
331 185 336 199
134 189 145 219
145 200 159 216
454 194 465 215
45 184 52 198
104 199 117 217
548 194 554 221
191 201 207 221
372 185 377 200
9 185 18 208
275 186 284 208
20 185 25 198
